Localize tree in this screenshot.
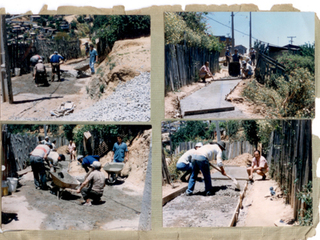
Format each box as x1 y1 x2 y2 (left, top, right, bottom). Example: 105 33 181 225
242 120 260 148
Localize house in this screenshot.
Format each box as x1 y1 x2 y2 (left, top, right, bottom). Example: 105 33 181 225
30 15 41 22
267 44 289 59
234 45 247 55
283 44 301 55
215 35 233 57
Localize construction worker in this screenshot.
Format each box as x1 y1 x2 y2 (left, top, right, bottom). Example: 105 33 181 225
250 47 256 66
241 60 253 79
112 136 129 163
29 142 52 190
83 42 90 57
40 136 50 145
176 142 203 182
225 49 231 66
199 61 214 83
77 161 105 206
89 44 98 74
49 51 64 81
186 141 226 196
77 155 100 173
247 150 269 181
232 49 241 62
33 59 47 87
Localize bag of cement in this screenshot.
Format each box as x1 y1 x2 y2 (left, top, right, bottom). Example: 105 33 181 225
50 101 76 117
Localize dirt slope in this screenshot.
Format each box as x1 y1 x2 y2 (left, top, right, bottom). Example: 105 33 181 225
67 129 152 188
88 36 151 100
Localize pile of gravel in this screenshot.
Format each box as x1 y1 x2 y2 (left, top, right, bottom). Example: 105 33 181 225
61 71 151 121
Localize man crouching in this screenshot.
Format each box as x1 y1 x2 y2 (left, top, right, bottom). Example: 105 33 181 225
77 161 105 206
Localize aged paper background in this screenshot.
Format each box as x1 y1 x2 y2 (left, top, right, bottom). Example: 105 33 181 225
0 2 319 240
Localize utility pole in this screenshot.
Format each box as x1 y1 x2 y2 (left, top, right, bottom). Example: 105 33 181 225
215 121 221 142
249 12 252 49
1 15 13 103
231 12 235 53
287 36 296 44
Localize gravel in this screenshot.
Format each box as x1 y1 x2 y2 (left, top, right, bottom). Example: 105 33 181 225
60 71 150 122
10 72 151 122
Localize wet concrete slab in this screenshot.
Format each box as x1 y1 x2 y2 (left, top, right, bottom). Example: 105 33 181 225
211 166 249 180
163 179 247 227
180 79 242 117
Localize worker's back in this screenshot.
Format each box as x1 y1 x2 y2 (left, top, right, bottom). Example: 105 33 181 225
87 170 105 194
192 144 222 162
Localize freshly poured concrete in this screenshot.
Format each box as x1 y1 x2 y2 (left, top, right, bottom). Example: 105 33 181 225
180 79 242 116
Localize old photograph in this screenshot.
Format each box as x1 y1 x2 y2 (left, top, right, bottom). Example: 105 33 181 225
0 15 150 121
1 124 152 230
162 120 312 227
164 12 315 119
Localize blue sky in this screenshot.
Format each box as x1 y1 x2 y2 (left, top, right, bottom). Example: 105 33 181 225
205 12 315 50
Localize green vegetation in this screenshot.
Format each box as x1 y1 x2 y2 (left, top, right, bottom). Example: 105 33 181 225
164 12 224 52
91 15 150 47
243 42 315 118
7 124 60 135
297 181 313 226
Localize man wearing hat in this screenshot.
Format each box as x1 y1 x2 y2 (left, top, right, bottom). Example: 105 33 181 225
29 142 53 190
40 136 50 145
33 59 47 87
89 43 98 74
77 161 105 206
186 141 227 196
77 155 100 173
176 142 203 182
49 51 64 81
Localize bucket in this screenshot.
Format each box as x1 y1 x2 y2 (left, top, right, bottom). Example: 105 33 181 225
7 177 18 193
14 68 21 76
2 181 9 196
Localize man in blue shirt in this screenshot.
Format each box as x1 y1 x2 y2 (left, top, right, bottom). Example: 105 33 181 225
112 136 129 163
77 155 100 172
49 51 64 81
89 44 98 74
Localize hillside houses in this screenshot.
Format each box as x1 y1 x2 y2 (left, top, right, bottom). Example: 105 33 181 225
6 15 71 43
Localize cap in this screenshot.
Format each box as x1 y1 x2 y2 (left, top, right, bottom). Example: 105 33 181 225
91 161 101 168
77 155 84 160
54 51 58 54
45 142 52 147
217 141 226 150
38 59 43 63
45 136 49 139
195 142 203 147
242 60 246 64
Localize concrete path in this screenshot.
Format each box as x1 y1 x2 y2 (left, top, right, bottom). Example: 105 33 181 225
180 78 245 118
211 166 249 180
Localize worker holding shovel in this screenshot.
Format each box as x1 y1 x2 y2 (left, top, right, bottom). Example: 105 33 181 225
186 141 227 196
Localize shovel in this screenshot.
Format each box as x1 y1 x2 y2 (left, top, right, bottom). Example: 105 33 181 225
209 162 240 190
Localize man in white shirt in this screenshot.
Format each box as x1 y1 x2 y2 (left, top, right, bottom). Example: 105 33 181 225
199 61 214 83
241 60 253 79
176 142 203 182
29 142 52 190
186 141 227 196
247 150 269 181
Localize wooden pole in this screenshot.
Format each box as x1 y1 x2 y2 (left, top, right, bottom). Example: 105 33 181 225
1 15 13 103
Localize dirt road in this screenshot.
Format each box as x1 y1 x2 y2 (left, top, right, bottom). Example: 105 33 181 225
1 62 96 121
237 173 294 227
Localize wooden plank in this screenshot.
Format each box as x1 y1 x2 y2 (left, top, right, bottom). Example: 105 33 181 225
162 184 188 206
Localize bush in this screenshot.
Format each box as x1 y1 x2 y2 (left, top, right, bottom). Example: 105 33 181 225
54 32 70 41
297 181 313 226
242 68 315 118
277 53 314 74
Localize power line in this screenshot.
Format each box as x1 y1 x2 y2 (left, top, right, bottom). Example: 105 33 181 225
205 14 272 46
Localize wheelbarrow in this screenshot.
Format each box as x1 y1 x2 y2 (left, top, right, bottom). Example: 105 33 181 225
50 171 80 199
103 162 125 184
